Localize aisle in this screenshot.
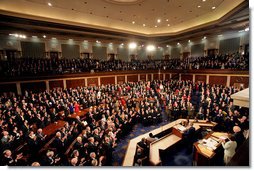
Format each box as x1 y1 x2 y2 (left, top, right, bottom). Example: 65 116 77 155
112 111 169 166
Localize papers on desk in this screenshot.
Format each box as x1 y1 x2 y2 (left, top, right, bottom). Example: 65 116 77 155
197 144 214 158
212 132 228 139
201 138 218 150
175 124 187 132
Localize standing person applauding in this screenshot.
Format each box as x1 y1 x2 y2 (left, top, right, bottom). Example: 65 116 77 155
221 136 237 165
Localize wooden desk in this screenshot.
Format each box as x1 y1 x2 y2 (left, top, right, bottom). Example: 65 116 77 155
42 120 66 136
122 119 217 166
149 134 181 165
193 132 229 166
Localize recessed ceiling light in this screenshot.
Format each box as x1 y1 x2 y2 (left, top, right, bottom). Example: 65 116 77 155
132 21 135 24
203 36 207 39
188 40 191 43
245 27 249 32
166 45 169 47
177 42 180 45
143 24 146 27
157 19 161 23
43 35 46 38
146 45 155 51
129 42 137 49
202 0 206 2
198 5 201 8
166 19 169 22
48 2 52 6
155 25 158 27
212 6 216 10
167 24 170 26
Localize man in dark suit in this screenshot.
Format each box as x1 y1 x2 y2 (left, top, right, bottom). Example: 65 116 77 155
233 126 245 149
183 122 196 153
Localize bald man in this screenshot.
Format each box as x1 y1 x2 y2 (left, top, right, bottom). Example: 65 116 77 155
233 126 245 148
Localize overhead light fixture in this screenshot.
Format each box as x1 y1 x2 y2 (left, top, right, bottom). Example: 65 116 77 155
166 45 169 47
245 27 249 32
188 40 191 43
218 34 223 37
43 35 46 38
155 25 158 27
146 45 155 52
202 0 206 2
48 2 52 6
129 42 137 49
166 19 169 22
212 6 216 10
167 24 170 26
10 34 26 39
157 19 161 23
143 24 146 27
132 21 135 24
203 36 207 39
177 42 180 45
121 43 124 46
198 5 201 8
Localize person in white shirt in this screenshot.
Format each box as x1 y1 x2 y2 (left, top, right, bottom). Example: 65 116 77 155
221 136 237 165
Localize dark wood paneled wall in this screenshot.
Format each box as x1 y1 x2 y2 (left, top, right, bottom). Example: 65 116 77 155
209 76 227 86
140 74 146 81
21 82 46 93
0 83 17 94
165 74 171 80
181 74 193 81
147 74 152 81
230 76 249 88
153 74 163 80
66 79 85 88
87 78 98 86
127 75 138 82
100 77 115 85
117 76 125 84
49 80 64 89
195 75 207 82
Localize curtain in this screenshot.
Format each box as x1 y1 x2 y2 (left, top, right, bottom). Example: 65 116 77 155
191 44 204 57
219 37 240 54
61 44 80 59
117 47 129 61
21 41 45 58
92 46 107 60
171 47 180 58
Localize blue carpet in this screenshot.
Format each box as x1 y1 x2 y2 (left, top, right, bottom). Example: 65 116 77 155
112 111 169 166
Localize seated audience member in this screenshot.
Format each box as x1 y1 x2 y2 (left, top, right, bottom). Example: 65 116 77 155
41 151 60 166
70 157 78 166
31 162 40 166
1 149 23 166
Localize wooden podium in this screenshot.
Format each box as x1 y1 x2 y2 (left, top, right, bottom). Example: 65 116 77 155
193 132 229 166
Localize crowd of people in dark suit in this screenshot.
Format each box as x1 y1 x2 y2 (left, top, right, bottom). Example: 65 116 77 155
0 79 249 166
0 52 248 77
